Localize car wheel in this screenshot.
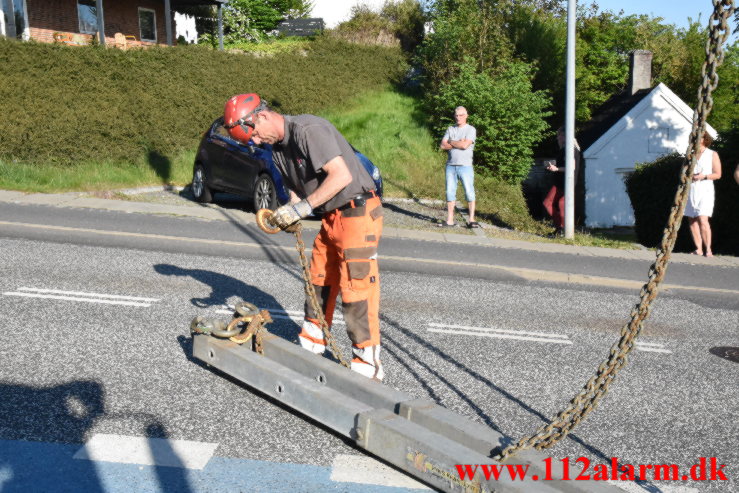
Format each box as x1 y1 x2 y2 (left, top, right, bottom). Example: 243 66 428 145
192 164 212 203
253 174 277 211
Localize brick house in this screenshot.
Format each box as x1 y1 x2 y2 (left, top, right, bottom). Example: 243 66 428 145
1 0 225 48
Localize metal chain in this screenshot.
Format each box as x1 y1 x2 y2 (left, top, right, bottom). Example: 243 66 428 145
229 309 273 350
495 0 735 462
293 224 351 368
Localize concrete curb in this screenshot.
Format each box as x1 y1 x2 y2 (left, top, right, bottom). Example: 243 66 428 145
1 189 737 268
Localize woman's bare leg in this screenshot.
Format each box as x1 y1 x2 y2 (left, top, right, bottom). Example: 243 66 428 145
699 216 712 256
688 217 703 255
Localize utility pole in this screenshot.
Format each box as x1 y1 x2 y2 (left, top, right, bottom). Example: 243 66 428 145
564 0 577 239
217 2 224 51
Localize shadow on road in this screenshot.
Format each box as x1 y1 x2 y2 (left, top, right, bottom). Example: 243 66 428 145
0 381 194 493
156 264 299 347
215 206 307 284
381 201 440 224
380 314 625 465
154 263 289 310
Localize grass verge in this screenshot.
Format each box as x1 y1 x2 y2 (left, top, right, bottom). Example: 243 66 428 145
0 150 194 193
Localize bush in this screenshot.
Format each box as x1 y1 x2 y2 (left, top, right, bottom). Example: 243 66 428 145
330 5 397 47
0 38 406 167
330 0 425 51
426 58 552 183
625 152 738 255
379 0 426 53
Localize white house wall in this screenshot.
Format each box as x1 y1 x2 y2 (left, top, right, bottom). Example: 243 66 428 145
583 83 716 228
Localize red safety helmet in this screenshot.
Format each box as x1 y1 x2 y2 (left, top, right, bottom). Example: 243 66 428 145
223 93 266 143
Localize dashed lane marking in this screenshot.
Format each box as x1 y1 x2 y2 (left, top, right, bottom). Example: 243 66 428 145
634 342 672 354
73 433 218 470
428 323 573 344
213 309 671 354
2 287 159 307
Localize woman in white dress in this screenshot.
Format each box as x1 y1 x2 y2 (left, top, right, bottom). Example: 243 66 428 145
685 133 722 257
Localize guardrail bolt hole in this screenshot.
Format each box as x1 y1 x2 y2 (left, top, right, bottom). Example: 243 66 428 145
208 349 215 360
316 374 326 384
276 384 284 394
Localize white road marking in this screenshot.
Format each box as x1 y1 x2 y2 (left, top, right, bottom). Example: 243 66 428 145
16 287 159 302
428 323 572 344
330 454 431 490
634 342 672 354
217 307 345 324
3 292 153 307
2 287 158 307
73 434 218 470
429 323 569 339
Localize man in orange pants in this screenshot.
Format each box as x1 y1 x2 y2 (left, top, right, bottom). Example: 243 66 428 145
223 94 384 380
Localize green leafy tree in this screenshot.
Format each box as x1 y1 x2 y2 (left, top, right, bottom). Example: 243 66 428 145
333 0 425 51
418 0 513 86
223 0 314 42
505 3 567 122
708 43 738 133
380 0 426 52
428 59 552 182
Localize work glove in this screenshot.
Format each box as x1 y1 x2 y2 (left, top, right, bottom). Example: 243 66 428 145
269 199 312 230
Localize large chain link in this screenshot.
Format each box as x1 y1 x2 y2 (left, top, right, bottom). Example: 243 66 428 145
292 224 351 368
495 0 735 462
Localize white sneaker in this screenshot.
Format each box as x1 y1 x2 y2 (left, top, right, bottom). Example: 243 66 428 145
351 345 384 381
298 319 326 355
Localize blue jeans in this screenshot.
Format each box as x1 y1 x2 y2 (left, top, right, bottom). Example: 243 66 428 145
445 165 475 203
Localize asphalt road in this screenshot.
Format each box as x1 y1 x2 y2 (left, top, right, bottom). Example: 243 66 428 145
0 203 737 493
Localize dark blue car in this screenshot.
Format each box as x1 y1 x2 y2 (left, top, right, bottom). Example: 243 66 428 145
191 117 382 212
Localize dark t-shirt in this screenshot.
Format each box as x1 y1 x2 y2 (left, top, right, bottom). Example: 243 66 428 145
271 115 375 213
554 146 581 188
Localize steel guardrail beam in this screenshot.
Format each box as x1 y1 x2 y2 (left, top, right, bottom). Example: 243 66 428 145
254 334 616 492
193 334 621 492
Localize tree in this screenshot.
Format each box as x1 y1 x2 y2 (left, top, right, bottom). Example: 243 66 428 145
428 59 552 182
333 1 426 51
380 0 426 52
417 0 513 90
222 0 314 42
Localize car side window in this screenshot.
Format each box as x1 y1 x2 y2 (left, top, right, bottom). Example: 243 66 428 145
212 121 257 153
213 122 231 140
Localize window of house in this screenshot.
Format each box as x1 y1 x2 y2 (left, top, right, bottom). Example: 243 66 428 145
138 8 157 42
77 0 97 34
648 127 671 154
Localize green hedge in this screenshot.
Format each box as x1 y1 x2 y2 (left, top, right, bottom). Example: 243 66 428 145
0 38 406 166
625 152 738 255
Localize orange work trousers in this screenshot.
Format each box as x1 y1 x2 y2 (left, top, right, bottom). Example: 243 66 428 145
304 195 383 348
